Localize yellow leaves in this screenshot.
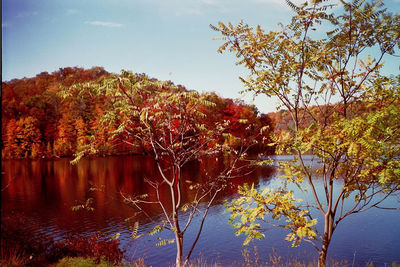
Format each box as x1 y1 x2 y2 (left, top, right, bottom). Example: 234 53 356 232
149 224 164 236
226 183 317 248
131 221 144 240
285 232 296 245
181 203 190 212
71 198 94 212
307 219 317 229
283 214 317 247
261 186 271 196
347 142 359 156
110 233 120 240
155 238 175 247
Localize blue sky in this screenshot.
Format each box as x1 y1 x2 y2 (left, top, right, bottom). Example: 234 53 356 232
2 0 400 113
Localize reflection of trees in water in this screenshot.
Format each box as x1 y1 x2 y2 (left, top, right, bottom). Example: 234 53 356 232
1 156 275 231
89 155 276 218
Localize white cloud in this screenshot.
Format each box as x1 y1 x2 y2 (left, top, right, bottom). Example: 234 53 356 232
2 22 9 28
85 21 123 27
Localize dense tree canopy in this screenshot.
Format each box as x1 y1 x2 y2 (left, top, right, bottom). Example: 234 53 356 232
2 67 274 160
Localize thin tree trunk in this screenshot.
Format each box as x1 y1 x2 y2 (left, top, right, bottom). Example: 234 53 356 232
318 245 328 267
175 230 183 267
172 204 183 267
172 191 183 267
319 213 333 267
169 168 183 267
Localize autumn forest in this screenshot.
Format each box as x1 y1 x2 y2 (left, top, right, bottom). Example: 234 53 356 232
2 66 275 160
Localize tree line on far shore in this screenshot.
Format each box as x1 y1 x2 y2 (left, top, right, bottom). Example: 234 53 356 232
2 67 275 159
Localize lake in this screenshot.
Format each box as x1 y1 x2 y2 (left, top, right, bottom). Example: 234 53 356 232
1 155 400 266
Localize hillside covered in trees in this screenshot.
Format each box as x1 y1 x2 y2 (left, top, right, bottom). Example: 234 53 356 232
2 67 275 159
268 74 400 134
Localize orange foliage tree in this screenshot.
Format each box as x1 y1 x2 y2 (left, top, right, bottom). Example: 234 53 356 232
65 71 268 267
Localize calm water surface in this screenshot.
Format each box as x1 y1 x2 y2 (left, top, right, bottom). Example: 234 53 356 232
2 155 399 266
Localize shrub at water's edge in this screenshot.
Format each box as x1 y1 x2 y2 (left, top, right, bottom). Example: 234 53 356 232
0 213 124 266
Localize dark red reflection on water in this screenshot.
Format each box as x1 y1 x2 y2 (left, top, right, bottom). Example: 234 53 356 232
1 155 273 236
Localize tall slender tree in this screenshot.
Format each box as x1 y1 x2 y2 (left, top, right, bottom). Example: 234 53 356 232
213 0 400 266
65 71 259 266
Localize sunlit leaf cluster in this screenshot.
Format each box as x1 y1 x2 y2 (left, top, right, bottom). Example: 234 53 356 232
226 183 317 247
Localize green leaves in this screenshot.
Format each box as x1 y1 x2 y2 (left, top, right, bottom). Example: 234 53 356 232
225 183 317 247
71 198 94 212
149 224 164 236
155 238 175 247
131 221 144 240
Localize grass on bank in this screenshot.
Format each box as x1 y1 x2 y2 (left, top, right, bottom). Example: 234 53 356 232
1 214 398 267
2 252 400 267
